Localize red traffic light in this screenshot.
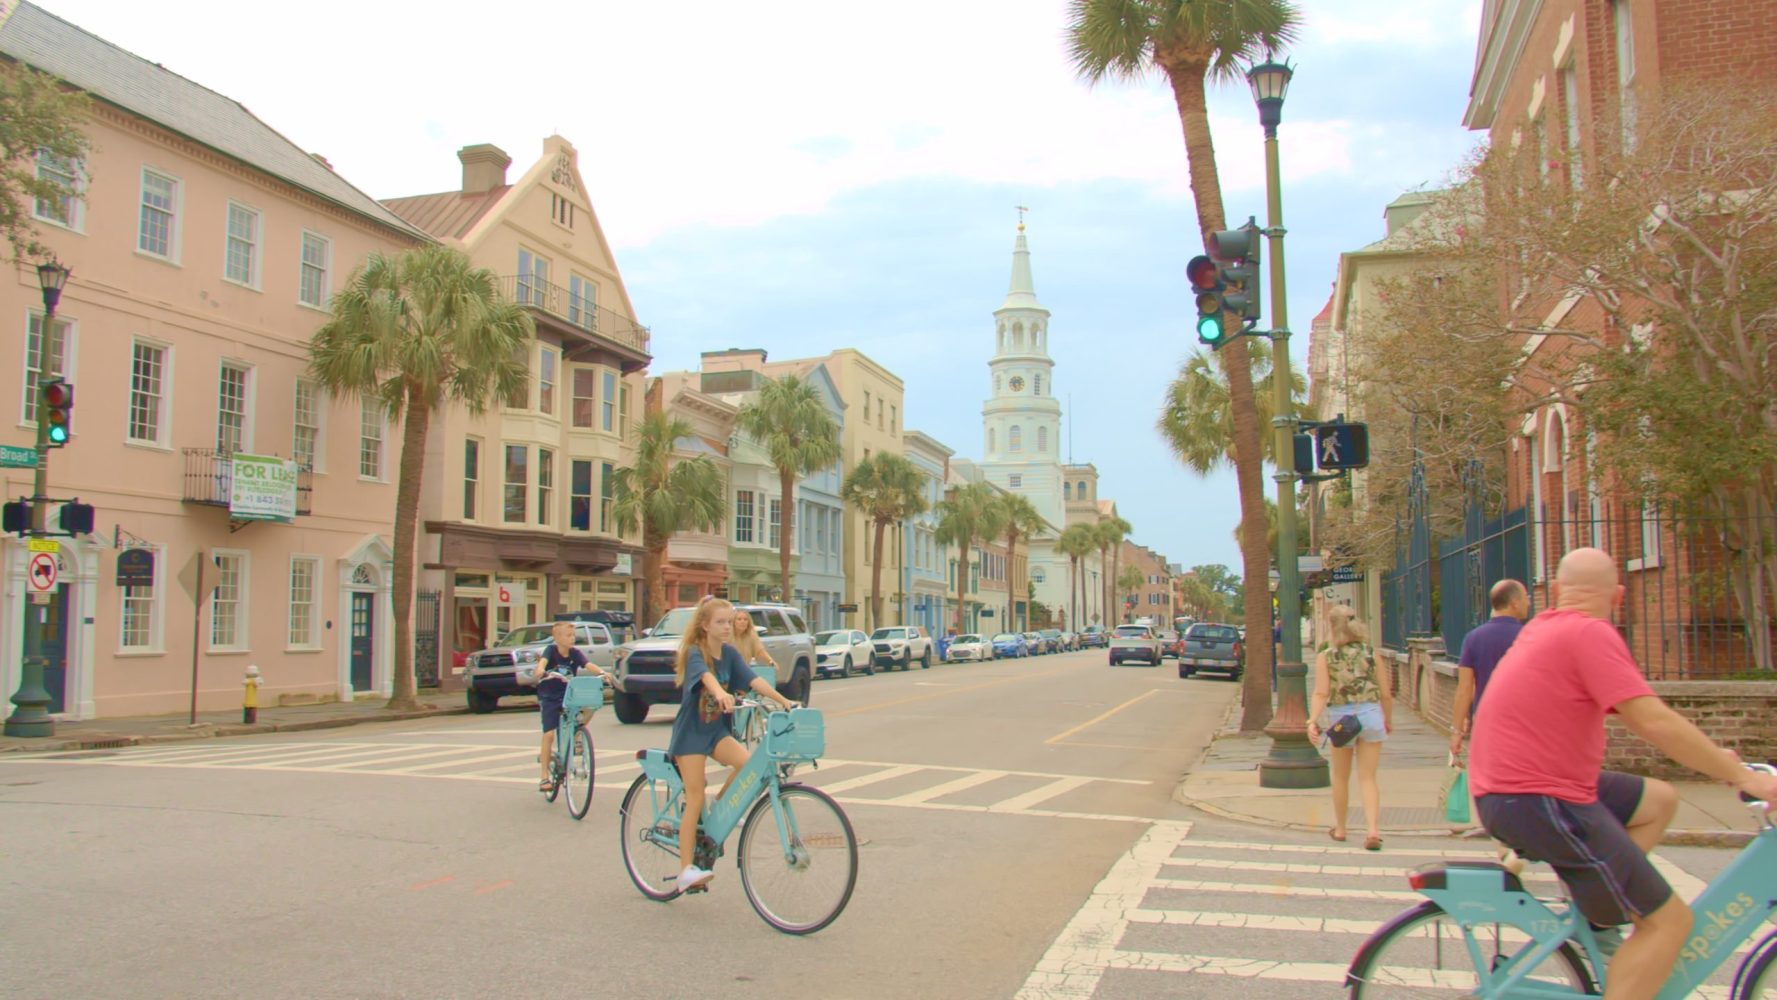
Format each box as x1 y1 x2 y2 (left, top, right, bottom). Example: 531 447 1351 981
42 382 71 408
1186 255 1219 291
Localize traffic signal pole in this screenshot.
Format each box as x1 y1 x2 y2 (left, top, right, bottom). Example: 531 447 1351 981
6 312 61 737
1255 105 1328 790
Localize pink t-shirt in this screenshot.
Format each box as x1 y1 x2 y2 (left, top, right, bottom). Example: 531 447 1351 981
1469 608 1655 803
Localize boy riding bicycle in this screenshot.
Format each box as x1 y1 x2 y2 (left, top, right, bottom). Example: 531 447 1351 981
535 621 609 793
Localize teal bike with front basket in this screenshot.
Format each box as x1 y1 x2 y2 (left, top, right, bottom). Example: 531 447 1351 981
1345 762 1777 998
617 691 859 935
541 674 605 820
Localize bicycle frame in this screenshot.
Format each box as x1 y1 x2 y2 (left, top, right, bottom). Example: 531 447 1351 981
634 704 814 861
551 675 605 773
1408 821 1777 998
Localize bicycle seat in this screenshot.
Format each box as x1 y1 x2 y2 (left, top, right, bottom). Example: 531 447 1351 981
1408 861 1526 894
636 749 676 766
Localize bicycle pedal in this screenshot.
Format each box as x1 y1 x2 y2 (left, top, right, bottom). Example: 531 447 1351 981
683 884 710 895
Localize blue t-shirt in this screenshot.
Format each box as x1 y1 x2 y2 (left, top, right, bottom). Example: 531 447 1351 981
537 644 587 700
1457 615 1522 716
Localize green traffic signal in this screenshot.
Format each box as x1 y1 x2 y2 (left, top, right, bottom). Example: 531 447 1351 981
1197 312 1226 344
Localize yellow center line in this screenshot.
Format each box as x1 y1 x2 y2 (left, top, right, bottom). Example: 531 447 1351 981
826 664 1078 718
1045 689 1162 745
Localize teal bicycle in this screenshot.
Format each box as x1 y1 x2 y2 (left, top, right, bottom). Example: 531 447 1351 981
617 699 859 934
542 674 605 820
1346 763 1777 998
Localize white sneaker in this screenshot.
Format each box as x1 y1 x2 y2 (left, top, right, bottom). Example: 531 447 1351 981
675 866 714 893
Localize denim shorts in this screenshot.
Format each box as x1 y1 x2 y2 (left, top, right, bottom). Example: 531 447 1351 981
1322 702 1387 744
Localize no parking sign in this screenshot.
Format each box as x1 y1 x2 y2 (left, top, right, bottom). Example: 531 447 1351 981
27 552 57 592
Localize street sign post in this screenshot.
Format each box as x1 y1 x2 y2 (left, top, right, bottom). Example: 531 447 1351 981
0 444 36 469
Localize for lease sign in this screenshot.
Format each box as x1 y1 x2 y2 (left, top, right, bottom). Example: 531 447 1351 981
229 454 299 523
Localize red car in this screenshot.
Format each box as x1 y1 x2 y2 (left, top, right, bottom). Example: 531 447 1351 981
1157 630 1185 659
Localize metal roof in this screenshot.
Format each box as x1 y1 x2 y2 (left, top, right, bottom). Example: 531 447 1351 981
0 2 429 242
382 187 510 240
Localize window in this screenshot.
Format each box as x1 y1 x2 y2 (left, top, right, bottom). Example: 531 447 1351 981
569 275 595 330
877 400 884 430
224 202 261 286
572 368 596 428
1009 474 1022 489
1614 0 1637 149
815 505 827 555
504 445 528 523
1064 483 1072 501
1534 114 1550 184
138 169 178 259
356 398 384 478
128 340 166 444
463 438 480 519
735 490 755 543
288 556 319 648
1034 373 1042 396
994 374 1001 392
537 448 554 526
890 403 897 434
620 384 631 439
293 379 320 471
769 498 782 549
538 348 557 416
1009 426 1022 452
988 428 996 452
22 311 72 426
571 460 593 530
600 462 615 533
299 231 330 306
601 371 616 431
1032 567 1046 584
119 546 160 651
210 552 246 650
505 343 530 409
1037 426 1048 452
1559 66 1583 189
1636 499 1662 568
217 362 250 454
34 151 81 228
518 248 550 306
863 391 871 422
551 192 577 230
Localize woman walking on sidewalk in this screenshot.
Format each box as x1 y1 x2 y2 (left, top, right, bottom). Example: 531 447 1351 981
1306 604 1393 850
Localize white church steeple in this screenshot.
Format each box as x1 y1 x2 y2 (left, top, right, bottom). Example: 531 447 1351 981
982 214 1063 524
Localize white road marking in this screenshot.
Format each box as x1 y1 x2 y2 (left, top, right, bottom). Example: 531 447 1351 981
1161 854 1560 884
989 776 1091 813
813 765 923 795
883 769 1007 804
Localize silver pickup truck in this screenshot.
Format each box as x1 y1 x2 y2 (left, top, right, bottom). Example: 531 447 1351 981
1177 622 1245 680
464 621 619 713
610 602 815 724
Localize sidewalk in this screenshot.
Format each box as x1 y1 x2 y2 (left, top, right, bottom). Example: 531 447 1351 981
0 694 470 755
1176 701 1761 847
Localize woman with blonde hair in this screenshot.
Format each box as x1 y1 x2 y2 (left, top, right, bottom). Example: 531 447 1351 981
666 597 797 894
1306 603 1393 851
729 609 777 672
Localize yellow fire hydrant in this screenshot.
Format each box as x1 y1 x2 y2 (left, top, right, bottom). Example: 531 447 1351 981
243 664 262 724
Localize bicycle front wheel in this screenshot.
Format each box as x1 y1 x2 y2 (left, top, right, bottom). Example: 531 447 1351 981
619 774 683 901
1349 901 1596 998
565 725 596 820
1736 931 1777 999
737 783 857 935
545 729 565 803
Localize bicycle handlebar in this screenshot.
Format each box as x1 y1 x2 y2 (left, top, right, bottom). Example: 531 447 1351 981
1739 762 1776 807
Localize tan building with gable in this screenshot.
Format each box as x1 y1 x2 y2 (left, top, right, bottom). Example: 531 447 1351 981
383 138 650 677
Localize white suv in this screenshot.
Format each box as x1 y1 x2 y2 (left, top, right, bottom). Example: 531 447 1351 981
869 625 934 670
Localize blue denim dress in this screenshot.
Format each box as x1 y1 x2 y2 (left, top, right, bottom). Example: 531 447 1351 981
668 644 758 758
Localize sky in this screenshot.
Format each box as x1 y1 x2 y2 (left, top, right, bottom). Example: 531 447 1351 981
38 0 1486 571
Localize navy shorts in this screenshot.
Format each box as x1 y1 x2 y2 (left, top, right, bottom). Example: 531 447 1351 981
1476 771 1672 927
539 695 564 733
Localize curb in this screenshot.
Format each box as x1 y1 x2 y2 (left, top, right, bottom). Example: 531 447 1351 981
0 704 469 754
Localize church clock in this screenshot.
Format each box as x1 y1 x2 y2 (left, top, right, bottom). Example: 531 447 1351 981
1009 376 1025 392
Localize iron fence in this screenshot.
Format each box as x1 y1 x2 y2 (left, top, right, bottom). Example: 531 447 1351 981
181 448 313 517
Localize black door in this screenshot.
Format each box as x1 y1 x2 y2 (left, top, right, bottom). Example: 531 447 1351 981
26 584 71 714
350 592 374 691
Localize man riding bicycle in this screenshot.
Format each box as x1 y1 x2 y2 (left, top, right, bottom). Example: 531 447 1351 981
1470 547 1777 1000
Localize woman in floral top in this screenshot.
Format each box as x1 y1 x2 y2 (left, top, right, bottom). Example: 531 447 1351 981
1306 603 1394 850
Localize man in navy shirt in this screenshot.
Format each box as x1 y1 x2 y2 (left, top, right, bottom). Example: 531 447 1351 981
1450 578 1529 754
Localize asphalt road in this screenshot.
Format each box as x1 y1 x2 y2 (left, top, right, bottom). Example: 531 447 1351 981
0 647 1237 1000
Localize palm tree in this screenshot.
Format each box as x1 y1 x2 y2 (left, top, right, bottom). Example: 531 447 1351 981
734 373 842 604
1160 338 1305 472
1068 0 1300 731
934 482 1005 634
1094 515 1132 629
1058 523 1099 630
308 246 531 711
990 493 1047 632
1117 565 1146 623
610 411 727 625
840 453 929 631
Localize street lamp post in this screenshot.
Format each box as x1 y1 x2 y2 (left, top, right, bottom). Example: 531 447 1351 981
6 260 72 738
1246 59 1329 790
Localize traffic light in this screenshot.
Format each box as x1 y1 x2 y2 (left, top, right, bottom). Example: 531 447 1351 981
3 499 28 536
1209 225 1262 324
1187 254 1227 346
41 379 73 447
58 500 94 535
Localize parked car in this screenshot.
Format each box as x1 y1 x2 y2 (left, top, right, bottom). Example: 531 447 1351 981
465 620 618 714
870 625 935 670
1155 629 1184 660
610 602 815 724
1178 622 1244 680
1077 626 1108 649
946 633 994 662
1021 631 1049 654
814 628 874 679
1039 628 1067 652
1107 624 1163 666
991 632 1030 658
1058 630 1078 651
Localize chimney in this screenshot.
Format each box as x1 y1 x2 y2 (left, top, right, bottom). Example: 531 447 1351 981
458 144 511 194
310 153 333 171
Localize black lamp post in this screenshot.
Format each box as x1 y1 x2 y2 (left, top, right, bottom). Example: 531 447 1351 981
7 258 72 738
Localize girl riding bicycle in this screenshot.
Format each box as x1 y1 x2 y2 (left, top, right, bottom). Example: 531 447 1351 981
668 597 797 894
730 610 777 673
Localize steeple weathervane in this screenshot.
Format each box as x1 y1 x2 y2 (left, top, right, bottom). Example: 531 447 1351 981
1015 205 1028 233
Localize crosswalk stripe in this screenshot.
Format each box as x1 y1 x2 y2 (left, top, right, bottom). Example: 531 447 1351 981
821 757 1148 786
309 747 500 771
1125 908 1419 936
1180 838 1505 859
148 744 398 767
1161 855 1560 883
883 769 1007 804
1147 877 1421 902
990 776 1090 813
815 765 922 794
385 750 530 774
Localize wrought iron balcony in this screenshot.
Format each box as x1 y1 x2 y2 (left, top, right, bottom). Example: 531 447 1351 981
182 448 313 518
500 275 651 360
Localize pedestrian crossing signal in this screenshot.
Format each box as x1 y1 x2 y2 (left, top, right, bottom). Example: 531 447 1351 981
1312 423 1370 470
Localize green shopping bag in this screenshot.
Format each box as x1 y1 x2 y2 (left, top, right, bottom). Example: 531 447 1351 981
1442 753 1471 824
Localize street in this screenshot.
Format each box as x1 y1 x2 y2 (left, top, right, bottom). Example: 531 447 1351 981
0 649 1743 1000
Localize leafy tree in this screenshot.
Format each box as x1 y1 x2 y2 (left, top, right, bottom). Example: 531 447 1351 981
734 373 841 603
610 411 727 626
934 482 1005 634
308 246 530 710
990 492 1047 631
1058 522 1099 629
1093 515 1132 628
1190 563 1243 617
1068 0 1302 731
1 62 89 261
841 453 930 631
1116 565 1146 622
